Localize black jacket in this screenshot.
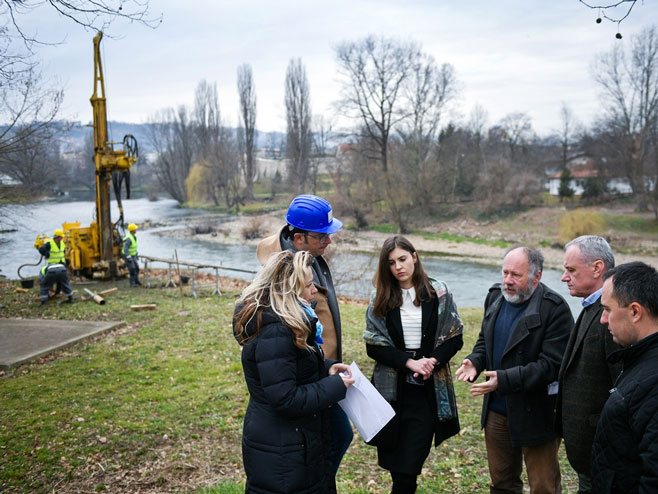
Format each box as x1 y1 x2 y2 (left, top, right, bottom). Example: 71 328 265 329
235 307 347 494
467 282 572 447
591 331 658 494
366 288 463 447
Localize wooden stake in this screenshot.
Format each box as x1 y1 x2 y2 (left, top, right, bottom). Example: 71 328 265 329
175 249 185 310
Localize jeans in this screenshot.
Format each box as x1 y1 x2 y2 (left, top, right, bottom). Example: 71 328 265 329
329 405 353 476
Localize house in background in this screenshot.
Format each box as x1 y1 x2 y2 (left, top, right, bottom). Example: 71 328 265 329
546 157 634 196
0 174 20 186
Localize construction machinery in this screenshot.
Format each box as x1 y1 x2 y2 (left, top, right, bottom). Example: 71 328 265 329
33 32 139 278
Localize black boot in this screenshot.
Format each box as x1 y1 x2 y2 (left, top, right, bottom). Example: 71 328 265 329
64 295 73 304
391 473 417 494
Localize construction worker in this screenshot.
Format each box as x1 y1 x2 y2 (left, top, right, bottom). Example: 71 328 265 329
123 223 141 287
37 228 73 306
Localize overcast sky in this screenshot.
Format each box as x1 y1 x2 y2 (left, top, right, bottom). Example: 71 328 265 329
19 0 658 136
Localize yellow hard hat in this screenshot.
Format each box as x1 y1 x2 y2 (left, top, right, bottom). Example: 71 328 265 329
53 228 64 237
127 223 138 232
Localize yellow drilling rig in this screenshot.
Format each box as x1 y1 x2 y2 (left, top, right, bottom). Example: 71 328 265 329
33 32 139 278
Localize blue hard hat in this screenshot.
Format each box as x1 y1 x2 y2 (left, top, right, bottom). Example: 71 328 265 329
286 195 343 234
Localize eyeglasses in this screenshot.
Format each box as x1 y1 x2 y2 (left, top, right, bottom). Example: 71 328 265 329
305 232 331 244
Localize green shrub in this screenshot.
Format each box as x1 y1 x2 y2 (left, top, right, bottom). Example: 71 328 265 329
558 209 604 245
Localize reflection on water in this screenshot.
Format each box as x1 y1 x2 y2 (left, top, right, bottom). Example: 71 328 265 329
0 198 580 315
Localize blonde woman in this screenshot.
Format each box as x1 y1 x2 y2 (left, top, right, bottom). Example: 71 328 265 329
234 250 354 494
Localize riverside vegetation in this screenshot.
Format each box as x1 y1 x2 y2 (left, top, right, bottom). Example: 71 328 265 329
0 280 579 493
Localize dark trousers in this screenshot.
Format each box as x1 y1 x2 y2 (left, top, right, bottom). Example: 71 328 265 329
328 405 353 477
39 266 73 302
484 411 562 494
125 256 140 285
576 472 593 494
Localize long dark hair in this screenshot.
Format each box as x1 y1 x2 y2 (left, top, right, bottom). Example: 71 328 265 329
373 235 433 318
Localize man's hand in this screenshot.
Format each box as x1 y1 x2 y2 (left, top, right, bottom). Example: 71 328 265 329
455 358 478 382
469 370 498 397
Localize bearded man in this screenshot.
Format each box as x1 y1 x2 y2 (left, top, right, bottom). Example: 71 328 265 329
456 245 573 494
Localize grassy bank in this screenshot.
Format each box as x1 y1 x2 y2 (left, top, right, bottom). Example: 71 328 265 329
0 281 577 493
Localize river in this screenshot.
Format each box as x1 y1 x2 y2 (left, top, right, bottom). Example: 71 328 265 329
0 198 581 315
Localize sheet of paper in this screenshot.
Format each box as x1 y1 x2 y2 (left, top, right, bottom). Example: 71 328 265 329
338 361 396 442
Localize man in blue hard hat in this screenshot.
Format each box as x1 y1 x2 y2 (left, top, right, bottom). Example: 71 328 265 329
257 194 353 484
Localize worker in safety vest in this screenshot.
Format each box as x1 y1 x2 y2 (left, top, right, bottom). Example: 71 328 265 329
122 223 141 287
37 228 73 306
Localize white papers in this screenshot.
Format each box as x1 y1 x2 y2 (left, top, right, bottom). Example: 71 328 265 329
338 361 396 442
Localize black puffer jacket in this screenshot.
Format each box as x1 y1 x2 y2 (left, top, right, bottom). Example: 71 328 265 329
591 331 658 494
235 307 347 494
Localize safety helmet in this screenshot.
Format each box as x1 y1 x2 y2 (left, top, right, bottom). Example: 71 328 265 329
285 195 343 234
127 223 138 232
53 228 64 237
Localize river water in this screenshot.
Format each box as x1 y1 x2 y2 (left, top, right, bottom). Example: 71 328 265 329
0 198 581 315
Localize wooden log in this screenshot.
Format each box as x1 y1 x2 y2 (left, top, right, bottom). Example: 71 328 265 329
130 304 156 311
15 287 29 293
98 287 118 297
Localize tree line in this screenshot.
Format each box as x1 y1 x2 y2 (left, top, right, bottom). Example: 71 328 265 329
2 22 658 229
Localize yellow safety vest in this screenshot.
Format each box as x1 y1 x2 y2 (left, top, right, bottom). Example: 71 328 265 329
41 239 66 275
122 232 138 256
47 239 66 264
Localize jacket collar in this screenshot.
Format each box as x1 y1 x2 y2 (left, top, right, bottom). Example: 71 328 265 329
608 330 658 364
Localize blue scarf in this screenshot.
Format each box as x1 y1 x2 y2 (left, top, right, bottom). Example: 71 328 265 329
301 303 324 344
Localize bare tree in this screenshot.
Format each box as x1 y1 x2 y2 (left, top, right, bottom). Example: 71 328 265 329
335 36 420 232
592 25 658 211
468 103 489 174
1 0 160 50
194 79 221 159
499 112 532 167
148 106 195 204
0 123 65 195
284 58 312 194
396 55 458 210
192 80 243 209
237 64 257 200
0 65 63 160
556 103 580 171
310 115 333 194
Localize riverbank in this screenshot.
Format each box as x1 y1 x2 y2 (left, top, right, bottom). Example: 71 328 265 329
160 206 658 271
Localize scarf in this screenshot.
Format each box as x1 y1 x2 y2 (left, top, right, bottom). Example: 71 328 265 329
363 278 462 421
